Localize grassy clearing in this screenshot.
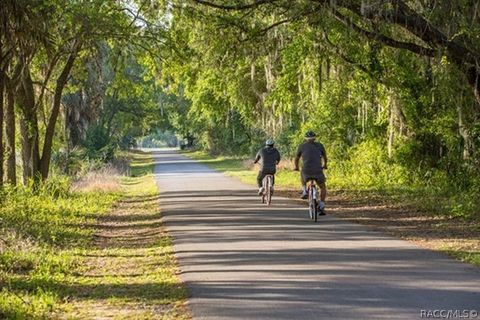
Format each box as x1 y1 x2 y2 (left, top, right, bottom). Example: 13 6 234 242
0 151 188 319
183 150 479 267
0 176 119 319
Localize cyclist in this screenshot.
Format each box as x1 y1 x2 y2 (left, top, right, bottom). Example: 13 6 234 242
294 130 328 212
254 139 281 195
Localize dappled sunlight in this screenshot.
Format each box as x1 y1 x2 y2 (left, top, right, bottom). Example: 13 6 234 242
153 150 480 319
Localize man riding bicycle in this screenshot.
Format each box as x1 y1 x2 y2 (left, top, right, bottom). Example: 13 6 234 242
254 139 281 195
294 131 328 212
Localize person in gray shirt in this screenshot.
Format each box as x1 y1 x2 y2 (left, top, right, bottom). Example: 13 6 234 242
254 139 281 195
294 131 328 211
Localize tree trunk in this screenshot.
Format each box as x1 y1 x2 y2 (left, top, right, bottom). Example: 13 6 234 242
388 107 394 158
40 43 80 180
325 58 330 80
0 73 4 187
18 69 41 183
5 81 16 184
457 101 474 159
318 59 322 91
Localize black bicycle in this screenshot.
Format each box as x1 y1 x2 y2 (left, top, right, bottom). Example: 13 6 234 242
261 174 274 205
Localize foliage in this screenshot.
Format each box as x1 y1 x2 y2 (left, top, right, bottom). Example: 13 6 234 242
154 0 480 219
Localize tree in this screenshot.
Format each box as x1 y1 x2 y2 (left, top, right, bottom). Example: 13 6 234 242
186 0 480 106
1 0 144 182
153 0 479 191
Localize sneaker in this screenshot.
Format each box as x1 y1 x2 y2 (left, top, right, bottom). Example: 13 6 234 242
258 187 264 195
301 190 308 200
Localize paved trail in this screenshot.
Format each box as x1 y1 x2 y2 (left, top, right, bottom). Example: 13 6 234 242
154 150 479 320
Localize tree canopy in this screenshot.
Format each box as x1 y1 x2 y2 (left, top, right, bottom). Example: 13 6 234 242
1 0 479 195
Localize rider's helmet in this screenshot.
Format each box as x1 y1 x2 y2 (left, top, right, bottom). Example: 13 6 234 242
265 139 274 146
304 130 316 139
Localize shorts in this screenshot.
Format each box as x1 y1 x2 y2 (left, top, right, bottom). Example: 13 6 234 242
301 171 326 185
257 170 275 187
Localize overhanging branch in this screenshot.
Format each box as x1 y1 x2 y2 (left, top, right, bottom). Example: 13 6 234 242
322 28 384 84
192 0 276 11
331 8 436 57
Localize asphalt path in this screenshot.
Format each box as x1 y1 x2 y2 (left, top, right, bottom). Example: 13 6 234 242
154 149 479 320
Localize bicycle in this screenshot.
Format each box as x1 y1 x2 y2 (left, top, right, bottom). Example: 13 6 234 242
261 174 274 205
306 178 325 222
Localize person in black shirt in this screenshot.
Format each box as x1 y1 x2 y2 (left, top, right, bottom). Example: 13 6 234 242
294 131 328 211
254 139 281 195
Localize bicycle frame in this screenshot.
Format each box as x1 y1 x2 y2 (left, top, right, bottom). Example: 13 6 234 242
261 174 274 205
307 179 318 222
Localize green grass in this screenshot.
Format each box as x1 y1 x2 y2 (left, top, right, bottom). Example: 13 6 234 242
442 249 480 267
128 150 156 178
0 175 119 319
185 150 299 188
445 249 480 267
0 151 188 319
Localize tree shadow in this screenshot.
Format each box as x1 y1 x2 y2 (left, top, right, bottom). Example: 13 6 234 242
7 277 186 302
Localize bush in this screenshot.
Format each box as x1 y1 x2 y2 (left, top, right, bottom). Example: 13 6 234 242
83 125 117 162
328 140 408 189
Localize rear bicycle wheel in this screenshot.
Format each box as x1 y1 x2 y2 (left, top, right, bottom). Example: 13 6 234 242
266 176 272 205
308 188 314 220
261 177 266 203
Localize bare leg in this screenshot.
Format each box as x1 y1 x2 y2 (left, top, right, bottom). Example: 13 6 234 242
319 182 327 202
257 171 264 188
300 173 306 192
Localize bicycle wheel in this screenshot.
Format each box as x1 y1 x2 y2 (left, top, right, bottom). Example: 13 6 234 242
308 187 314 219
261 177 266 203
266 176 272 205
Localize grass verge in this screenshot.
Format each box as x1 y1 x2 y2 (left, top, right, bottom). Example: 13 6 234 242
0 150 189 319
183 150 480 268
